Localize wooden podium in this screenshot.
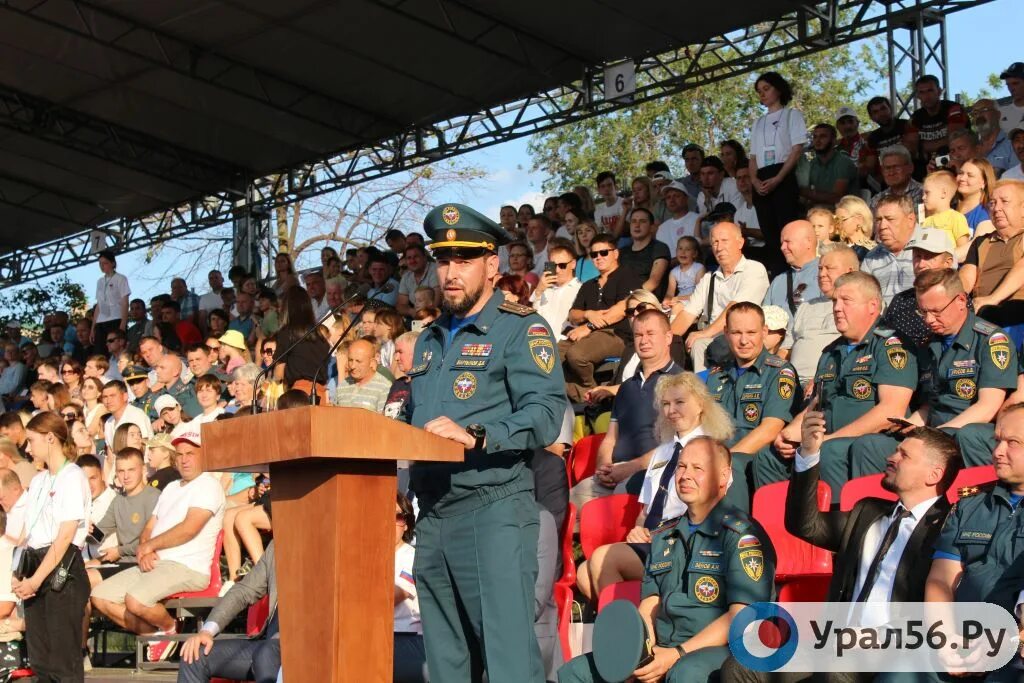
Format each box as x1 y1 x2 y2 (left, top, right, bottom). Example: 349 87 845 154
202 406 463 682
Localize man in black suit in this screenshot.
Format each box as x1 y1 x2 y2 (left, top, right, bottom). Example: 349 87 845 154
722 410 961 683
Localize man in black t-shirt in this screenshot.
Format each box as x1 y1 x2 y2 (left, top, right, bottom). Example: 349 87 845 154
617 208 671 299
863 96 919 188
559 235 643 399
910 75 969 170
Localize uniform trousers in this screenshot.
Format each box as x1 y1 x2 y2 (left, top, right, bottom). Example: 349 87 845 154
558 645 731 682
177 637 281 683
559 329 625 393
24 549 89 682
413 491 544 683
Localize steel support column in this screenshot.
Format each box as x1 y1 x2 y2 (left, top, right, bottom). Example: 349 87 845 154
887 7 950 117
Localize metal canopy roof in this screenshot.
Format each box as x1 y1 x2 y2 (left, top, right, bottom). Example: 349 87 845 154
0 0 798 255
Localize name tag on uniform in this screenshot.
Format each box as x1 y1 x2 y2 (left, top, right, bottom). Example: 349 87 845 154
648 560 672 574
688 560 722 573
947 367 977 378
850 365 871 373
454 358 489 369
740 392 762 402
957 530 992 543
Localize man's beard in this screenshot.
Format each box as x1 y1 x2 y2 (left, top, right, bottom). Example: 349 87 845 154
976 120 997 139
442 281 485 317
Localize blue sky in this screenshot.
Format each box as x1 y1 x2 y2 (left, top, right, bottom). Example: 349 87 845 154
23 0 1020 307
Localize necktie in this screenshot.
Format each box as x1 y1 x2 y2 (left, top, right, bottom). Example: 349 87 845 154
264 609 279 638
644 442 683 530
855 506 912 602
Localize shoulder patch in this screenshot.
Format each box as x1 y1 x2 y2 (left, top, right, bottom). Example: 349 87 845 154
764 355 784 367
974 320 998 336
498 301 534 316
883 336 903 347
988 332 1009 345
722 515 753 534
655 517 681 534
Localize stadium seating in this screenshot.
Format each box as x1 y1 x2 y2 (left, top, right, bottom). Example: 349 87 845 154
558 503 577 588
567 434 605 487
752 481 832 600
554 582 574 663
596 580 642 612
839 474 897 512
579 494 643 560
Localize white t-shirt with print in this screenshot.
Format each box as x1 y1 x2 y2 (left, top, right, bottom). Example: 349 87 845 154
594 198 624 233
25 462 91 549
655 213 699 250
150 473 225 574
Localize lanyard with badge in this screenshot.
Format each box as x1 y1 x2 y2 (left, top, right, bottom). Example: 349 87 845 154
14 462 72 586
759 108 791 167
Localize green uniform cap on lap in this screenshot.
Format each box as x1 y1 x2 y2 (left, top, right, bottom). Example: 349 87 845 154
423 203 512 252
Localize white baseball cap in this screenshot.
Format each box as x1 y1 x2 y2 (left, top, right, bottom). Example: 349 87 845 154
835 106 859 122
170 422 201 448
660 180 689 196
906 227 956 260
154 394 180 414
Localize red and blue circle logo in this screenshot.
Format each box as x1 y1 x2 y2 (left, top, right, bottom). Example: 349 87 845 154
729 602 799 671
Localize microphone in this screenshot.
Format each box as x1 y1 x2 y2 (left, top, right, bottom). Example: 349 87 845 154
308 282 395 405
250 287 366 413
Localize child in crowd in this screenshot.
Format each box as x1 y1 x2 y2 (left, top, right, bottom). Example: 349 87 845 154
922 170 970 252
763 305 790 355
412 286 435 313
663 236 705 307
28 382 49 414
806 206 835 254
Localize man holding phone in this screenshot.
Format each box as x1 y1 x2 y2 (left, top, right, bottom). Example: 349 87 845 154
530 239 581 341
849 268 1018 475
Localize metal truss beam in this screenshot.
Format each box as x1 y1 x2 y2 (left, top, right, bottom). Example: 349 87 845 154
0 84 247 194
887 9 949 117
0 0 992 288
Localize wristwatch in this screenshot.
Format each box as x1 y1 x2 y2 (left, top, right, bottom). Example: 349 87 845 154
466 424 486 450
585 322 597 330
675 644 688 659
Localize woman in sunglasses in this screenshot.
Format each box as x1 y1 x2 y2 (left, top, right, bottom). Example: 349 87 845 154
80 377 108 442
59 359 84 402
570 215 600 283
258 337 276 371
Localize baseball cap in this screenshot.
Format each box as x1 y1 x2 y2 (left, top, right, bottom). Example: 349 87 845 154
906 228 956 259
660 180 689 196
652 170 673 182
1000 62 1024 80
122 364 149 382
170 423 202 449
707 202 737 222
154 394 181 414
835 106 859 122
218 330 247 350
763 305 790 332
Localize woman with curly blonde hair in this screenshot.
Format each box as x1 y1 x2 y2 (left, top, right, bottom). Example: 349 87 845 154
834 195 877 260
576 371 735 604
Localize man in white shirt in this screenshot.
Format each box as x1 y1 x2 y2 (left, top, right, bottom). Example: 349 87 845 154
100 381 155 454
527 215 553 278
1003 128 1024 181
91 426 225 662
530 240 582 340
593 171 625 238
197 270 225 317
303 270 331 321
998 62 1024 135
655 180 699 250
396 244 440 316
670 222 770 371
696 156 744 226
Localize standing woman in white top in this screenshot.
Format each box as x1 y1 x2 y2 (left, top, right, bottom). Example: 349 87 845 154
15 411 92 680
394 493 427 683
90 249 131 357
748 72 808 275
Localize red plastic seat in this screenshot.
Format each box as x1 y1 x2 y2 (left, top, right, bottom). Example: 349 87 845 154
554 582 574 662
167 530 225 600
568 434 605 487
558 504 577 588
839 474 897 512
752 481 832 589
596 580 642 612
579 494 643 560
948 465 996 502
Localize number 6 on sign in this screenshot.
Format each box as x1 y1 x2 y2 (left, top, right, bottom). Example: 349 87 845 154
604 60 635 101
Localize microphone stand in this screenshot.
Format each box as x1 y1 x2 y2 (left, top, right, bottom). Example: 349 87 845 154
250 289 364 414
308 282 395 405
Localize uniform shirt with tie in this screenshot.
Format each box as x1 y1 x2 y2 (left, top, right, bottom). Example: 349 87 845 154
796 448 938 627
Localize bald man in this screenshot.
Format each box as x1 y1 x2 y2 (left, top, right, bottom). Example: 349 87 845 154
971 97 1016 176
670 222 770 371
334 338 392 412
762 220 822 325
152 354 201 417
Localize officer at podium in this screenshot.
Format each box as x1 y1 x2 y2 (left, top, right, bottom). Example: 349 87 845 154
407 203 567 683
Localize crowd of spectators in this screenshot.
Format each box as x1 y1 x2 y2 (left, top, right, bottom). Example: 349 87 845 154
1 63 1024 681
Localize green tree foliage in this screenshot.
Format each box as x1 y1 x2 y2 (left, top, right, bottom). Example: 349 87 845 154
529 41 886 192
1 276 88 332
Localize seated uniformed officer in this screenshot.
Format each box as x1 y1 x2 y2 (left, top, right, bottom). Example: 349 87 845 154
152 354 201 418
408 203 566 683
125 364 158 419
558 436 776 683
926 402 1024 682
850 268 1018 476
708 302 802 491
774 272 918 494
